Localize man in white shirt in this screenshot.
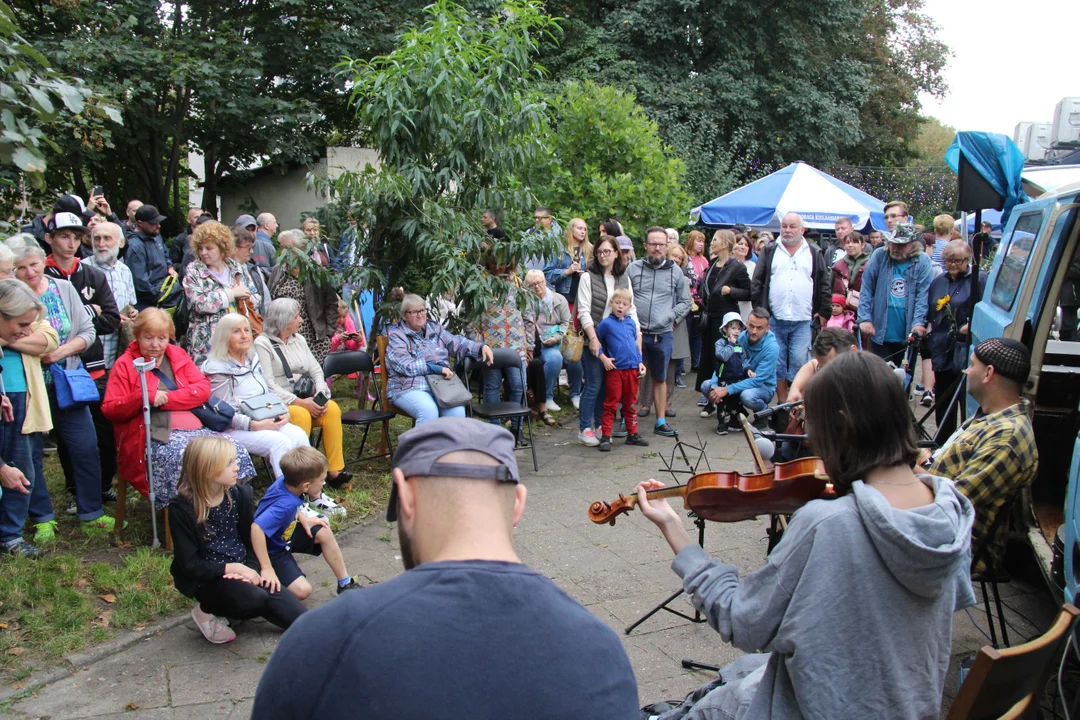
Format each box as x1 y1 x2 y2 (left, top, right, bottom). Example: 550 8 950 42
84 222 138 369
750 213 831 403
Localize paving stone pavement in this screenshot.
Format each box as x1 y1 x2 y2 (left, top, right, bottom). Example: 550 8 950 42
1 386 1060 719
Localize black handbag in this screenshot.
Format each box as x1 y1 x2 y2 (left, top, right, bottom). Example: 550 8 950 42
272 343 315 399
152 369 234 432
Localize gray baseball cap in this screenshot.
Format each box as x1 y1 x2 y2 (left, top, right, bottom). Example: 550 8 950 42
235 214 257 229
387 417 520 521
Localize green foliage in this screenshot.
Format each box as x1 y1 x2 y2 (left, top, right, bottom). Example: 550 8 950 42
910 116 957 167
539 80 691 237
540 0 949 203
328 0 562 323
0 0 118 193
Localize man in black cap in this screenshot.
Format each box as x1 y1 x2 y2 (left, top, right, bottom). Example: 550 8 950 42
126 205 179 310
928 337 1038 568
253 417 639 720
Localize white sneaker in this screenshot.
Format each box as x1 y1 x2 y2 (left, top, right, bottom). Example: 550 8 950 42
310 494 347 517
191 605 235 644
546 399 561 412
559 369 568 387
577 429 600 447
299 503 325 520
571 395 580 410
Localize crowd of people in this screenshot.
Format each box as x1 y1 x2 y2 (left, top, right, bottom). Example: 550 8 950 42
0 190 1041 718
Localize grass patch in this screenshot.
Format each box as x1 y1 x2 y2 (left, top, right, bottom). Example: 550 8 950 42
0 374 404 684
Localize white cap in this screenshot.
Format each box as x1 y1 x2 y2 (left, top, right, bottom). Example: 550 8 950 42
721 311 744 328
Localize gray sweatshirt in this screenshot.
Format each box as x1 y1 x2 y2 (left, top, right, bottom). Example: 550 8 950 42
671 475 975 720
627 258 691 333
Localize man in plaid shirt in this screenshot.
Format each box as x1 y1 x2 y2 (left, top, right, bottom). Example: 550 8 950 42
929 338 1037 568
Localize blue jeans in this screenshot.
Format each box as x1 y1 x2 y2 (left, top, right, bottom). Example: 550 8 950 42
28 433 55 524
770 319 812 383
30 388 105 523
393 390 467 426
0 393 34 545
642 331 674 381
579 351 606 431
482 362 525 433
540 347 583 401
736 386 775 413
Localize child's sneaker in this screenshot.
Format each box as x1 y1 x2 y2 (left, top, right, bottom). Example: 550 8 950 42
191 604 235 644
337 577 362 594
310 495 346 518
699 403 715 418
625 433 649 447
299 503 326 520
598 436 612 452
612 420 628 438
696 396 708 406
578 429 600 446
82 515 124 534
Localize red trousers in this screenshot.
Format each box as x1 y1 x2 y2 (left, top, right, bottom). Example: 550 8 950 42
601 368 640 437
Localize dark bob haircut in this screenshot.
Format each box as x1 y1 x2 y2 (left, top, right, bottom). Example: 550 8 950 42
804 351 919 495
587 235 626 277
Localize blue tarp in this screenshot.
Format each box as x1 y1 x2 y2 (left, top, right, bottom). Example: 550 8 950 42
945 132 1029 228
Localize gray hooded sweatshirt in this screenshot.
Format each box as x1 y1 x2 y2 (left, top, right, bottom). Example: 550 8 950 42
669 475 975 720
627 257 691 334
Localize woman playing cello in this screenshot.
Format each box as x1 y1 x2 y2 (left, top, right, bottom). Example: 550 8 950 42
638 351 975 720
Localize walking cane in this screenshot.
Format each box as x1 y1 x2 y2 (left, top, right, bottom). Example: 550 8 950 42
133 356 160 548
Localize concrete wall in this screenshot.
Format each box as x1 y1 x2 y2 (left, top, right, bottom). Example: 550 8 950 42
218 147 380 229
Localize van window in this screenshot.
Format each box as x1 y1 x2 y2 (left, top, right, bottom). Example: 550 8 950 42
991 212 1044 310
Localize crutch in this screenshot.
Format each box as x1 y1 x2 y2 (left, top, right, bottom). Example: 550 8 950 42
133 356 160 548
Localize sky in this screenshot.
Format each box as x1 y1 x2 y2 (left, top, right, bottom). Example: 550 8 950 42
917 0 1077 140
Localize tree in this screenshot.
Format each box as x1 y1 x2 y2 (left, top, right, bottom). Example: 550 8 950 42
326 0 561 323
0 0 118 197
909 116 956 167
539 0 949 202
539 80 691 238
9 0 428 228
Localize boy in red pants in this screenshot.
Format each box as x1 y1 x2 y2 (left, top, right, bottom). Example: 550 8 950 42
595 288 650 452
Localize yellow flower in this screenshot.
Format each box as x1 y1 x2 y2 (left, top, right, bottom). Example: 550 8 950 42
936 295 950 312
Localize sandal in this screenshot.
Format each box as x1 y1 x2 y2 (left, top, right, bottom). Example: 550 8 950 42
540 411 559 427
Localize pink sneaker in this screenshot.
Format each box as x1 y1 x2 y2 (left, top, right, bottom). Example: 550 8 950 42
577 428 600 447
191 604 236 644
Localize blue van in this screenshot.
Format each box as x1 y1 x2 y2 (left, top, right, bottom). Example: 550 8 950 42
968 167 1080 601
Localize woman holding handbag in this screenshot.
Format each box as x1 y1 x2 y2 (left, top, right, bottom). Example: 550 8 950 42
103 309 256 510
523 270 581 416
202 314 310 480
253 298 353 493
695 231 750 418
183 221 262 366
11 242 118 533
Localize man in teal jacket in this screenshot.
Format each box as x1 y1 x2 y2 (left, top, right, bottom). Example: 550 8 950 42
706 307 778 422
857 223 932 361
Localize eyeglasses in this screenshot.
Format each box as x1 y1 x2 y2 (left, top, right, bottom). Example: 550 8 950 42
404 309 427 317
533 215 550 221
595 249 613 257
527 280 544 288
943 258 969 266
645 241 666 248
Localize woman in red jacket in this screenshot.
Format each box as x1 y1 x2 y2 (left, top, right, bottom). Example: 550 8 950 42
103 308 256 509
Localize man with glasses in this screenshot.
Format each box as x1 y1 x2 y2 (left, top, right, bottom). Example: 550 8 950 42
627 227 690 437
524 206 561 272
883 200 909 234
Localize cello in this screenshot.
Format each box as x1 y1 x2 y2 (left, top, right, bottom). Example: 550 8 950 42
588 414 834 526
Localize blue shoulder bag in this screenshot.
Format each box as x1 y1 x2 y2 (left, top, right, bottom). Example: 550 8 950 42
49 361 100 410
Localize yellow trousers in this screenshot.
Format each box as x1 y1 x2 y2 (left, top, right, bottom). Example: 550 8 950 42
287 400 344 473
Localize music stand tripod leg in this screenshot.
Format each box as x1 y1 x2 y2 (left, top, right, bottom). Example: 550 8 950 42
624 516 709 635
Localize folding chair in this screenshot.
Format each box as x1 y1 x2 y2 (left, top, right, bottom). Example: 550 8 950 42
322 350 398 464
466 348 538 471
947 603 1080 719
970 494 1022 648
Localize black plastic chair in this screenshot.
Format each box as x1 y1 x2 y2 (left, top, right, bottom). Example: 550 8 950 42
970 494 1021 648
322 350 398 464
466 348 538 472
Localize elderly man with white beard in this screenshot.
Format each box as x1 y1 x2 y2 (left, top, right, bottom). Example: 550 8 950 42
84 222 138 370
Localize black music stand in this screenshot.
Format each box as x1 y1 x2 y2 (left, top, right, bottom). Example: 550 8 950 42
624 430 711 635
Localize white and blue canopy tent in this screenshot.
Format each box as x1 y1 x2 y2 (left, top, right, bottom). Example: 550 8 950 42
689 162 887 233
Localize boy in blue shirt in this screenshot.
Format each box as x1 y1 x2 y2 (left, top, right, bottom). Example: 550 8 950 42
253 447 361 599
595 288 650 452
